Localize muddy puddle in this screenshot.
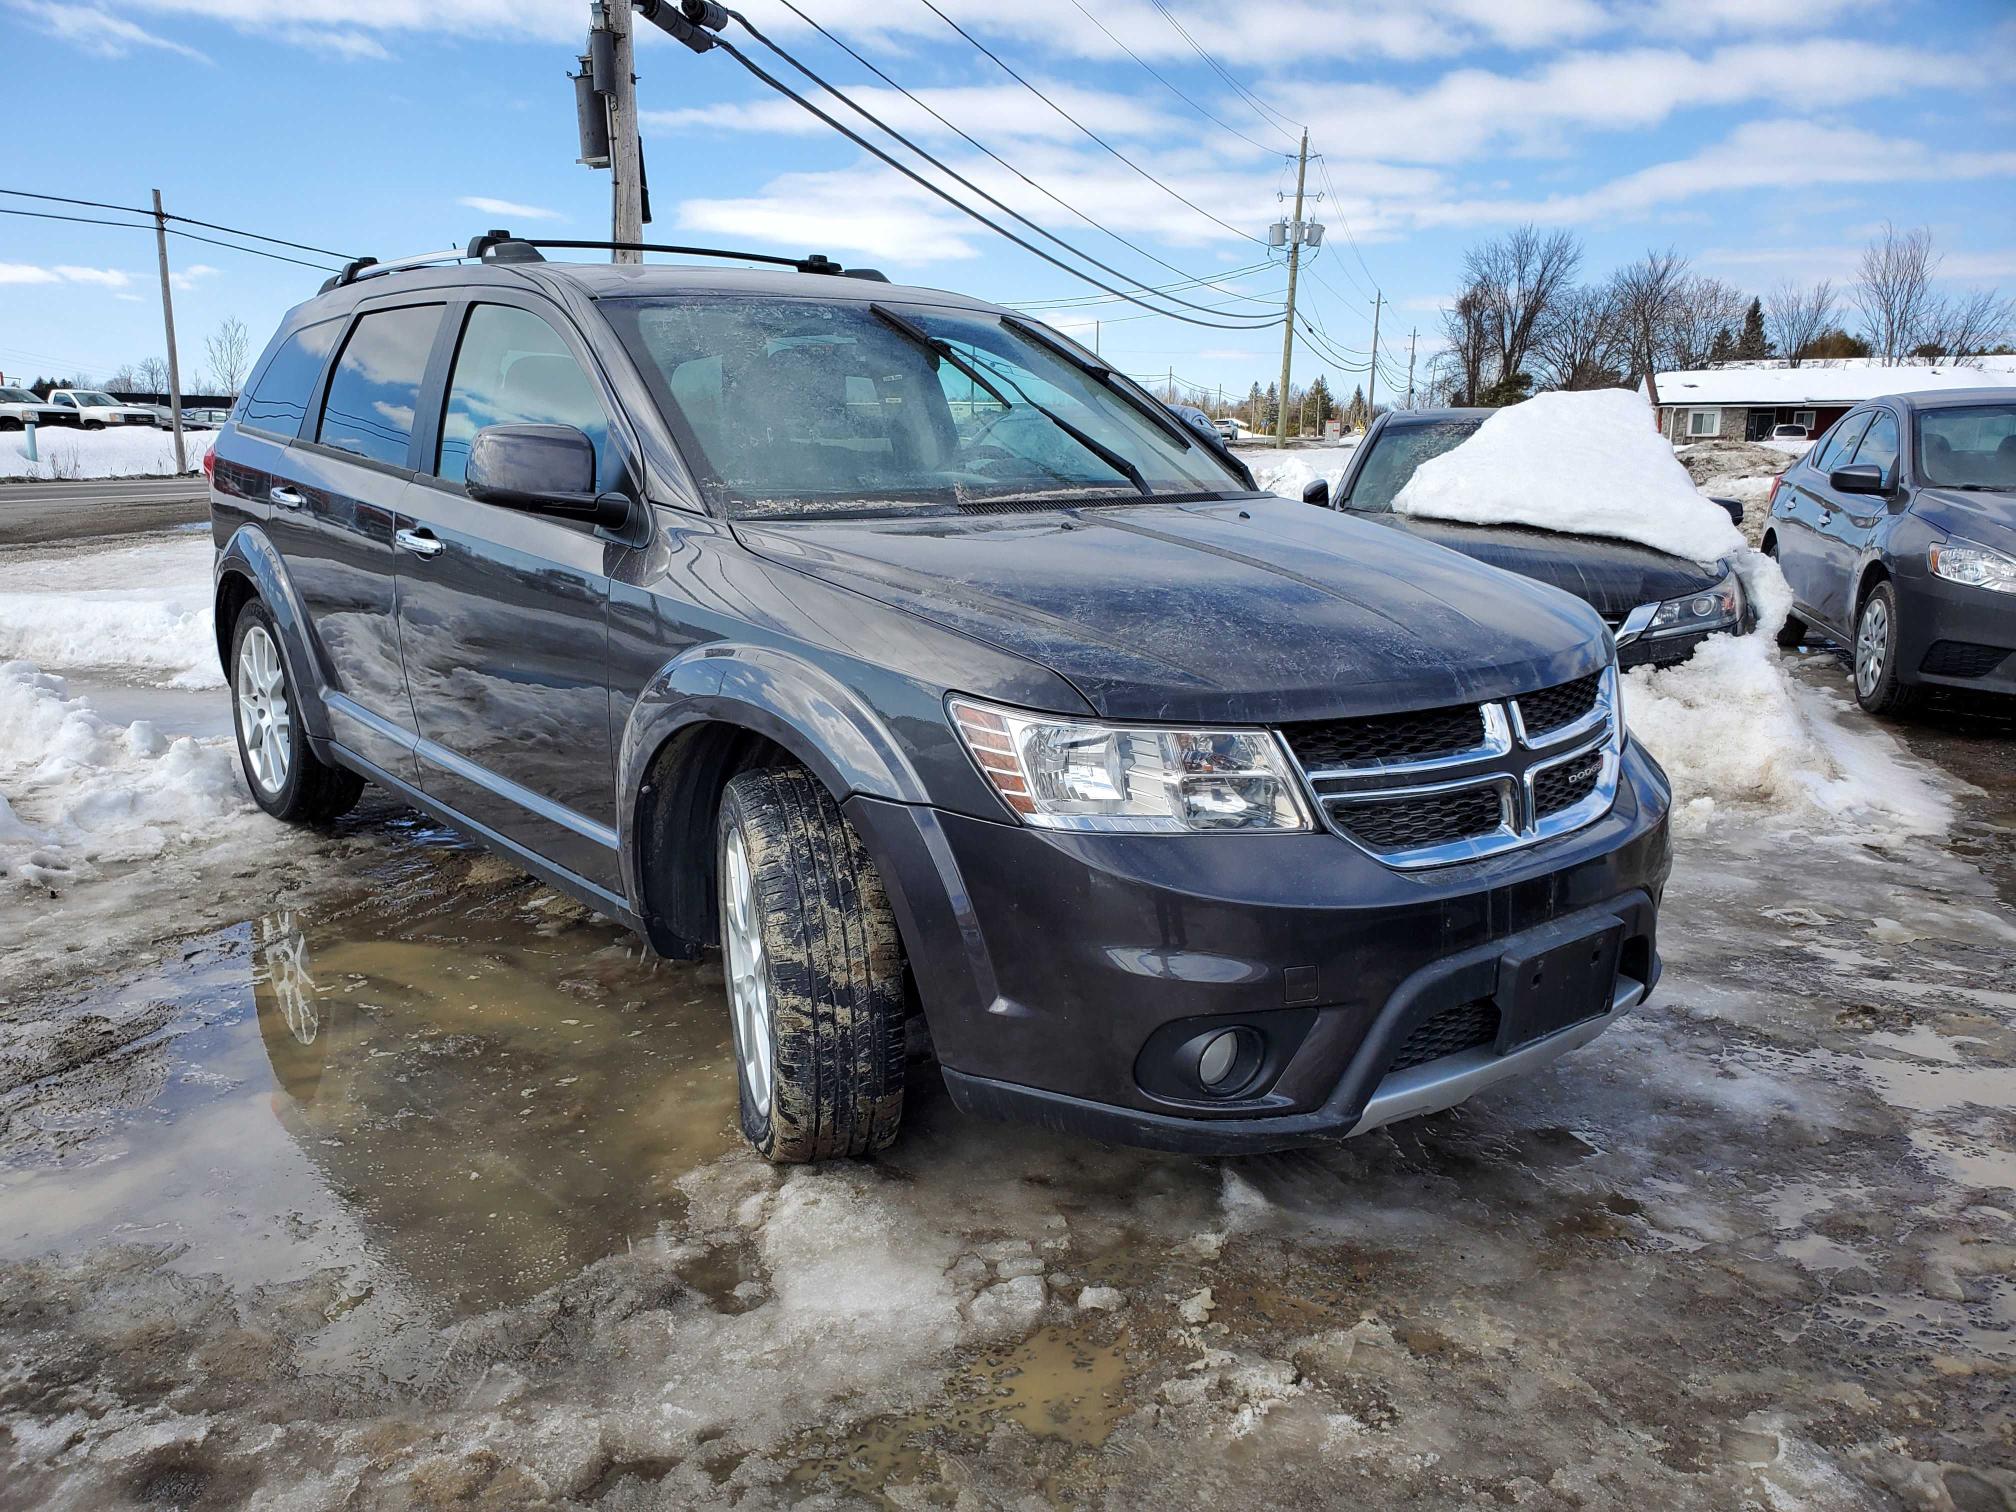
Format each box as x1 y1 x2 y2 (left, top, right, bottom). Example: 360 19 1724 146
0 847 741 1327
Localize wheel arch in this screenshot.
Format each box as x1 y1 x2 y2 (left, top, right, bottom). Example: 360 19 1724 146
618 645 931 959
1853 557 1893 620
213 525 334 746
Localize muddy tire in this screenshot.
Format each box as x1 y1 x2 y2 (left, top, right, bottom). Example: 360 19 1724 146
1851 581 1920 719
229 600 364 824
716 764 906 1163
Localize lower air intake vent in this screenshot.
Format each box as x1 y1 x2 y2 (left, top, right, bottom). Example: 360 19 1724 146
1920 640 2009 679
1388 1001 1499 1074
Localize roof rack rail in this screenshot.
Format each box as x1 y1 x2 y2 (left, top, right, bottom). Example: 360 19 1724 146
467 231 871 278
320 246 473 294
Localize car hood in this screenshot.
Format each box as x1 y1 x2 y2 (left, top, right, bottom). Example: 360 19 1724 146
735 496 1607 724
1914 488 2016 555
1366 514 1724 622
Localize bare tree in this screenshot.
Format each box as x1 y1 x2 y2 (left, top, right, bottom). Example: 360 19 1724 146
1913 287 2016 366
1531 284 1626 391
1439 289 1492 406
1854 224 1939 365
1462 224 1583 391
104 363 140 393
135 356 170 397
204 316 252 397
1608 248 1690 409
1765 279 1837 369
1661 276 1750 370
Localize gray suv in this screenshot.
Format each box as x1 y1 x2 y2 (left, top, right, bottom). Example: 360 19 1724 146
209 233 1671 1163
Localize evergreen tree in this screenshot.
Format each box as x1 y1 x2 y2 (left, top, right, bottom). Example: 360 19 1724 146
1736 297 1770 360
1261 381 1279 431
1476 370 1532 407
1346 384 1368 429
1707 325 1736 365
1245 381 1263 428
1304 374 1335 432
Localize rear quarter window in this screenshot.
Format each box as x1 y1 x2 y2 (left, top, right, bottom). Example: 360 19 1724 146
241 319 343 438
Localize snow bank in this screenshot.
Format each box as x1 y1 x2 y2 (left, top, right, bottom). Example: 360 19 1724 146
1394 389 1745 564
0 426 213 480
0 536 220 687
1245 446 1357 505
0 660 251 892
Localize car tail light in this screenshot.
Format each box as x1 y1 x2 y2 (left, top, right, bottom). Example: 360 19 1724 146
1767 475 1782 509
202 448 215 479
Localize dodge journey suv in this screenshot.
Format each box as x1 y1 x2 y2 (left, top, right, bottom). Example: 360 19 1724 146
209 233 1671 1163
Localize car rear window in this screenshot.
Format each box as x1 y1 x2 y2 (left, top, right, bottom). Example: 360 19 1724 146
242 319 342 437
316 305 442 467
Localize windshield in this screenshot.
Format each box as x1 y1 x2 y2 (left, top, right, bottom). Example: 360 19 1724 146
1916 403 2016 490
0 388 37 404
605 297 1247 518
78 391 120 407
1343 418 1481 511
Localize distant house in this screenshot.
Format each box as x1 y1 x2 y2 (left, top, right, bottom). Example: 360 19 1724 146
1646 358 2016 445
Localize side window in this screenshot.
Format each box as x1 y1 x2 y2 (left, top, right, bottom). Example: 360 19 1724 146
1851 411 1899 481
1813 412 1869 474
241 319 341 436
53 393 75 407
316 305 442 467
437 304 613 488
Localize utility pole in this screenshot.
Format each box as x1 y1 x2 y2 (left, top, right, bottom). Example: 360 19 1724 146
1366 291 1385 417
150 189 187 476
603 0 643 262
1405 329 1418 411
1273 128 1309 450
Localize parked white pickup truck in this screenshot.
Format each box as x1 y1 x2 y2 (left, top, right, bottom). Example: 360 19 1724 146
45 389 158 429
0 385 68 431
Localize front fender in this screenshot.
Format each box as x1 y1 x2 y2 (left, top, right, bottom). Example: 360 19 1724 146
214 523 334 747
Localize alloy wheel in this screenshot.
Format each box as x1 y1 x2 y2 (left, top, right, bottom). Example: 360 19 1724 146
721 823 775 1118
236 625 294 795
1855 596 1889 700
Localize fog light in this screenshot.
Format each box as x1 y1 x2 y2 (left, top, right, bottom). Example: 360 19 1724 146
1197 1030 1241 1088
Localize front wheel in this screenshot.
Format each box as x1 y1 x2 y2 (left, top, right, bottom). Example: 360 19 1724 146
1852 581 1920 718
716 765 906 1163
230 601 364 822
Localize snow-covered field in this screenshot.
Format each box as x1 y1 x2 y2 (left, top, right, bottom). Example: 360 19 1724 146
0 535 221 687
0 425 214 480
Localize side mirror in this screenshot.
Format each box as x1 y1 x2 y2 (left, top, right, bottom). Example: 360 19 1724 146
466 424 629 528
1829 463 1887 496
1302 478 1330 508
1710 495 1744 526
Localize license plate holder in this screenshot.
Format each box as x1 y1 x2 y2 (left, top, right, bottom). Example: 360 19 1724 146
1493 915 1625 1054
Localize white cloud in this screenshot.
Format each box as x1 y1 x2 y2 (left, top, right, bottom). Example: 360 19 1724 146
0 264 63 285
645 81 1188 148
53 266 134 289
457 196 566 222
276 26 390 58
169 263 221 291
675 169 982 264
11 0 209 60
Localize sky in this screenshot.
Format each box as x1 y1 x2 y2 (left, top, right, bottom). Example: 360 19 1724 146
3 0 2014 405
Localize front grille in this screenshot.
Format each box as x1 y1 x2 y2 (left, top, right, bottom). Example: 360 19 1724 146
1283 702 1484 769
1389 1001 1499 1073
1533 751 1604 817
1514 671 1600 734
1920 640 2010 679
1332 785 1506 852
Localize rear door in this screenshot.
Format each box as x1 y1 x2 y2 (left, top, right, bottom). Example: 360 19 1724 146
393 295 634 897
1777 409 1870 628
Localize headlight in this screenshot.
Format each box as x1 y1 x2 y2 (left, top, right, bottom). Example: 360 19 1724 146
949 697 1314 833
1930 539 2016 594
1643 569 1745 639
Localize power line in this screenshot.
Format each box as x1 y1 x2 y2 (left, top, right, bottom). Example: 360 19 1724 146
1003 261 1276 311
0 206 342 272
695 28 1282 330
0 187 360 260
1311 158 1381 297
1141 0 1302 143
1062 0 1278 153
735 6 1279 324
912 0 1263 247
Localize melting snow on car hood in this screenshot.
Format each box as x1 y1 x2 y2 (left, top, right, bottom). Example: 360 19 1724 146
1393 388 1746 565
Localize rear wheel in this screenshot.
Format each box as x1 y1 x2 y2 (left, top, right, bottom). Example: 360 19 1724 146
716 764 906 1163
1852 581 1920 718
230 601 364 823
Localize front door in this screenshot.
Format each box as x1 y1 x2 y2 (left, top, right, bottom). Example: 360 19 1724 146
394 298 633 898
268 304 444 777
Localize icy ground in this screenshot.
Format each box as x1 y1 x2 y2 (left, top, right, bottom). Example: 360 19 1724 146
0 425 214 482
1 531 2012 1509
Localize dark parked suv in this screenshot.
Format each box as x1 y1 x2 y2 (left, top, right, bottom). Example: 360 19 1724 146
208 234 1671 1163
1765 389 2016 714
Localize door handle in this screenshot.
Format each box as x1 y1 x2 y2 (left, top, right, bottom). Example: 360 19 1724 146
269 485 305 509
394 527 445 559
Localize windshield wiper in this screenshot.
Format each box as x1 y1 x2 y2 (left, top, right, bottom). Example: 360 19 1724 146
872 303 1147 495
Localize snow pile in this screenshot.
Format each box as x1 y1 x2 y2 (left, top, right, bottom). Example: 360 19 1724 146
0 536 221 687
0 425 214 480
0 660 251 892
1394 389 1745 564
1623 583 1949 845
1251 453 1349 504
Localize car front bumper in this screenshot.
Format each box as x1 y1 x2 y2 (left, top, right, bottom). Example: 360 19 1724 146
1896 572 2016 696
847 737 1672 1154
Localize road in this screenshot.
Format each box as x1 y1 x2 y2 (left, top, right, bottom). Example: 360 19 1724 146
0 474 208 545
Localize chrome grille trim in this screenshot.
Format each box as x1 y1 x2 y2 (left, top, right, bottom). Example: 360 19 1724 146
1283 665 1624 870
